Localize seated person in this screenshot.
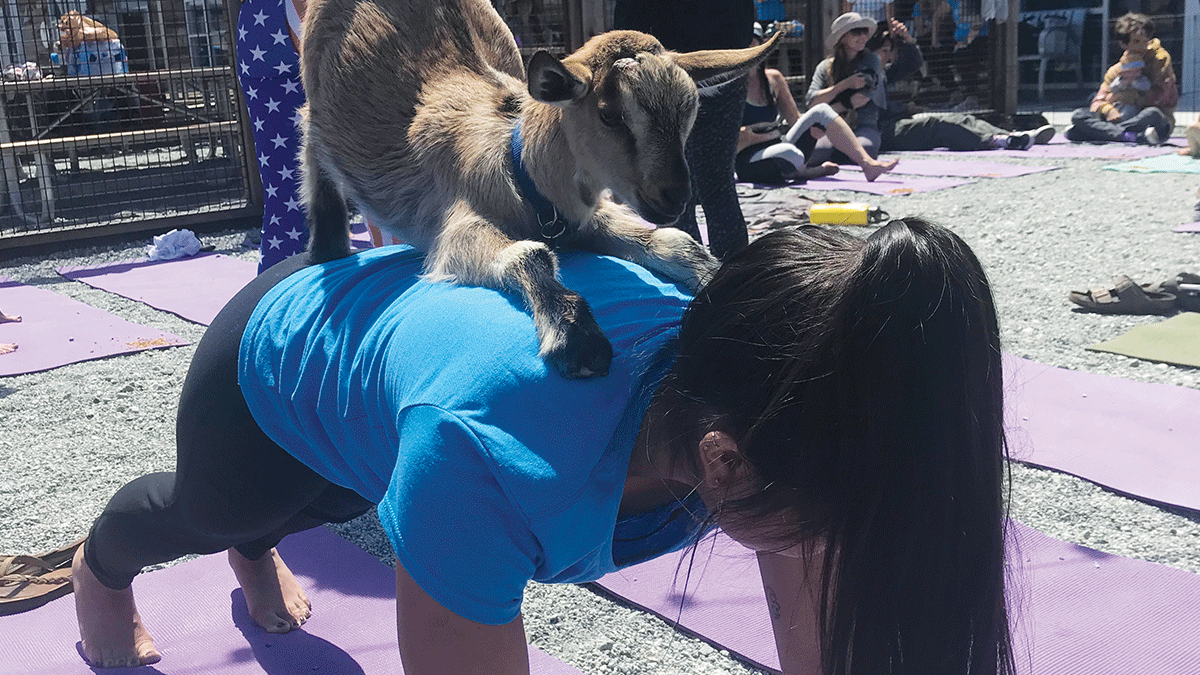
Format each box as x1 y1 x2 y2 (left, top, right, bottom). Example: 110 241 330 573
1066 13 1176 145
737 23 897 184
806 13 890 165
871 20 1054 152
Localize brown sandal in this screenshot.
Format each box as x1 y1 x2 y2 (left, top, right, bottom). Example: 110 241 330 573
0 537 85 616
1069 275 1176 315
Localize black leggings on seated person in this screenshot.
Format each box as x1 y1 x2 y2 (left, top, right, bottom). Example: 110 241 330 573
84 252 374 590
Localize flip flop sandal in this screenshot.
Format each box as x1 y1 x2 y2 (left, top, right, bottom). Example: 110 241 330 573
1143 272 1200 312
0 537 85 616
1069 275 1176 315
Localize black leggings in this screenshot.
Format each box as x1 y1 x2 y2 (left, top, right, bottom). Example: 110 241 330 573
84 252 374 590
675 74 750 260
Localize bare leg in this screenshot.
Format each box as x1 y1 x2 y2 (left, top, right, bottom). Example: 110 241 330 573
1178 122 1200 158
228 547 312 633
824 117 898 182
72 545 161 668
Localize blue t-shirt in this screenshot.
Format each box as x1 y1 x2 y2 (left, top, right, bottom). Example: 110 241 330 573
238 246 709 625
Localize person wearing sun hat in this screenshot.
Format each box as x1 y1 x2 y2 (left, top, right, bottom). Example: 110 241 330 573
805 12 888 164
825 11 879 50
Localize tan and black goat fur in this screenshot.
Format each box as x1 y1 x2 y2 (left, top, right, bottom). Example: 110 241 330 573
299 0 779 378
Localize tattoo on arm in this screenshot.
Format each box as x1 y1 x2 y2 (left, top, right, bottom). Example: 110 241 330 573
765 585 781 621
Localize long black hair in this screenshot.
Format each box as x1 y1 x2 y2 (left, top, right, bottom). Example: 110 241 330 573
664 220 1013 675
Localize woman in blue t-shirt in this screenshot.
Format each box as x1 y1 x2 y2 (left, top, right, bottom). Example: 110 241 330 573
72 219 1015 675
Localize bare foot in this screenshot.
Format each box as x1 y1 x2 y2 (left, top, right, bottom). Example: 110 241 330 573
0 311 19 324
862 157 899 182
228 547 311 633
72 545 161 668
792 162 840 181
0 343 15 355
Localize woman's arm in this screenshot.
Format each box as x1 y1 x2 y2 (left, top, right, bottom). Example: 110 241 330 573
808 61 865 108
757 550 823 675
768 69 802 126
1089 79 1116 117
396 559 531 675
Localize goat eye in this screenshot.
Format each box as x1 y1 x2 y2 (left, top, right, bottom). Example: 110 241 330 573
598 107 624 128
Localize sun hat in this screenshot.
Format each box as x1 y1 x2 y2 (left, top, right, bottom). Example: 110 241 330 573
826 12 877 50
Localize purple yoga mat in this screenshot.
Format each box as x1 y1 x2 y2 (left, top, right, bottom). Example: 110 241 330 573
1174 221 1200 233
800 172 973 195
594 522 1200 674
350 220 375 249
0 277 188 377
1003 354 1200 513
57 254 257 326
908 135 1186 160
0 526 583 675
881 158 1057 178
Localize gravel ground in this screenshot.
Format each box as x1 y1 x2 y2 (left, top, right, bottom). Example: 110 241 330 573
1 144 1199 675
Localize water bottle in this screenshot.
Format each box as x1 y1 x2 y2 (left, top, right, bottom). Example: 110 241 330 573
808 203 888 226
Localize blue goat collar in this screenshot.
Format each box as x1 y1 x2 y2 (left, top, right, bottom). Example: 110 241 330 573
510 121 569 241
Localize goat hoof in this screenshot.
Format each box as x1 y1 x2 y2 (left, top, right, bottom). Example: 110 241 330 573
543 316 613 379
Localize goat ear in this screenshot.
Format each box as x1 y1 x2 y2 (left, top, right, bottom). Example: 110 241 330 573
671 31 782 89
527 51 591 104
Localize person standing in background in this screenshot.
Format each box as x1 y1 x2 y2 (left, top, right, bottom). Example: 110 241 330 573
236 0 309 273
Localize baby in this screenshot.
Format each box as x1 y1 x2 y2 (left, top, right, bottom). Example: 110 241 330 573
1108 55 1152 119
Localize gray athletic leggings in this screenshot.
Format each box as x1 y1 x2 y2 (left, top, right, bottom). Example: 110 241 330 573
742 103 841 172
83 253 373 590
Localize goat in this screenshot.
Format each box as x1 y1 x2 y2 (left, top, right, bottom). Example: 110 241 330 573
299 0 779 378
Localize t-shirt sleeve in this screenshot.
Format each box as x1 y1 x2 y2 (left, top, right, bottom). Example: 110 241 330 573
378 404 541 625
807 60 831 107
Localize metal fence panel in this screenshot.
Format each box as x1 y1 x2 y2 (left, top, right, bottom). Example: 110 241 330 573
0 0 252 250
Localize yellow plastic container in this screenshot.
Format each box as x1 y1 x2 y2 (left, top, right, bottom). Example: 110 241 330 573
808 202 887 226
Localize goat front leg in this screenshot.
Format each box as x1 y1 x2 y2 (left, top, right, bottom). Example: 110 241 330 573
427 210 613 379
576 201 720 293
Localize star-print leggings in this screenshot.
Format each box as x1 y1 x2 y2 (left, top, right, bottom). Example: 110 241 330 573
237 0 308 273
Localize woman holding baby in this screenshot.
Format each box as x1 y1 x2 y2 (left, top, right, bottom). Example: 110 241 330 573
1065 13 1177 145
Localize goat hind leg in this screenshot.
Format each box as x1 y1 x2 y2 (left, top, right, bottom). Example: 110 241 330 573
430 219 612 379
